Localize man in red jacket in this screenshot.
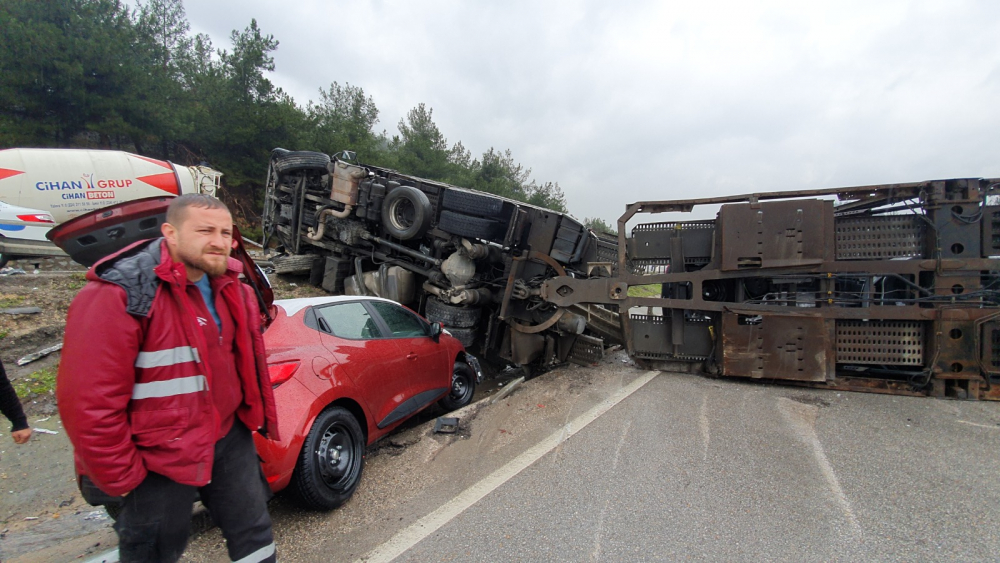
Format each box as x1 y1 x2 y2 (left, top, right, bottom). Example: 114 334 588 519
58 194 279 563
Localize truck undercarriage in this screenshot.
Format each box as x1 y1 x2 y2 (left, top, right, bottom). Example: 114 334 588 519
547 178 1000 400
262 148 1000 400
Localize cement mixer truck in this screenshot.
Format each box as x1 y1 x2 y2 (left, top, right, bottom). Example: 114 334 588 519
0 148 221 267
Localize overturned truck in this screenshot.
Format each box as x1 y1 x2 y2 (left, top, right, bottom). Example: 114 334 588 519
261 149 619 369
545 177 1000 400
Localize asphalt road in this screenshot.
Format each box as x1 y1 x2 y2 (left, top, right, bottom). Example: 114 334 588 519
28 356 1000 562
377 370 1000 562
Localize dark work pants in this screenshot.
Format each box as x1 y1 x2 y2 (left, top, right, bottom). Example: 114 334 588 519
113 420 276 563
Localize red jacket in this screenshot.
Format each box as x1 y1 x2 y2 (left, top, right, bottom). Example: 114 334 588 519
57 239 279 496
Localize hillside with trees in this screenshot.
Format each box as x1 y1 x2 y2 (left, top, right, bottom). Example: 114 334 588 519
0 0 573 235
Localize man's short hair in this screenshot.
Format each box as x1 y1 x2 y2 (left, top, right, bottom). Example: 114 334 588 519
166 194 231 226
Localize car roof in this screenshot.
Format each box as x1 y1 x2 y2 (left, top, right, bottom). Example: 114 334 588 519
275 295 400 317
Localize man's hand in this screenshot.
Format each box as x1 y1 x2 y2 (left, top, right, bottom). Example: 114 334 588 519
11 428 32 444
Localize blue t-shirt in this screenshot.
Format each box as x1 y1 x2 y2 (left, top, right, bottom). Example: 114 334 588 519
194 275 222 331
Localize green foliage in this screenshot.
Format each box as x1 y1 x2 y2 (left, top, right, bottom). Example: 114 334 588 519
628 284 662 297
0 0 581 225
13 367 58 399
584 217 618 235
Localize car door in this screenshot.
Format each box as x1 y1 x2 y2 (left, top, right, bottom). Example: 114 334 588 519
312 300 409 429
366 300 452 409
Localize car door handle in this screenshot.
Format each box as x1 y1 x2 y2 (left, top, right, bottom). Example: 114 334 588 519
407 353 417 360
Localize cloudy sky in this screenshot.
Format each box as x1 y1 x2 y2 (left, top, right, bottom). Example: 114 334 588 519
182 0 1000 227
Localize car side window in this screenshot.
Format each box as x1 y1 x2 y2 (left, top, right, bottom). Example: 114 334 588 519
315 302 383 339
369 301 427 338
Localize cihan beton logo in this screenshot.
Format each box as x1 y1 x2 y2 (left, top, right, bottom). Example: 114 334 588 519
35 173 131 200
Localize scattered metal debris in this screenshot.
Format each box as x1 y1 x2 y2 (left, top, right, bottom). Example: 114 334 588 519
491 376 526 404
32 428 58 435
17 343 63 366
433 417 459 434
1 306 41 315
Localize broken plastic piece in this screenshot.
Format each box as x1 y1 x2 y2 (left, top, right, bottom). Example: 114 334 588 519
433 417 459 434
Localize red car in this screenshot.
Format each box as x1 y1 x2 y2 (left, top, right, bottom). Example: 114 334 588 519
256 294 479 509
48 197 481 512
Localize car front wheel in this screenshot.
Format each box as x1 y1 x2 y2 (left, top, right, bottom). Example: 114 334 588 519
291 406 365 510
438 361 477 411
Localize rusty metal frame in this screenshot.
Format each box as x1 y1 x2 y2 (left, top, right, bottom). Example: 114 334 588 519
548 177 1000 400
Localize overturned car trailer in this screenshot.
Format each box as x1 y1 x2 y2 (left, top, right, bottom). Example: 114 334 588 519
544 178 1000 400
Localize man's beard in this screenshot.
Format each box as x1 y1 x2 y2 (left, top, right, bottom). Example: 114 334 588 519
181 248 228 278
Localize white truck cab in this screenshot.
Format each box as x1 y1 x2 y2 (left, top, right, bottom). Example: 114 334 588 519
0 148 221 267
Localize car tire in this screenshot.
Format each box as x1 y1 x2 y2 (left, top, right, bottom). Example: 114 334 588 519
272 254 319 274
0 251 8 269
444 326 477 348
441 189 504 217
274 151 330 175
438 361 477 411
381 186 432 240
291 406 365 511
425 298 480 328
438 210 504 241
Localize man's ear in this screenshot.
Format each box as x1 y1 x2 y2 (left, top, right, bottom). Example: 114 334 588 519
161 222 177 245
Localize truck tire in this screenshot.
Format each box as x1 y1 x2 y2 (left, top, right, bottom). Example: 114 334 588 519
444 326 477 348
438 211 503 241
425 298 481 328
272 254 319 274
274 151 330 175
441 189 504 217
381 186 432 240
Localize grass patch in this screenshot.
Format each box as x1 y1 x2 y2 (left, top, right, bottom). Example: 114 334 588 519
67 273 88 290
0 294 25 308
628 284 662 297
13 367 58 399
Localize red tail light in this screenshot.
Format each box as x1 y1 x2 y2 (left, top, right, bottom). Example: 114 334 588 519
17 213 55 223
268 361 300 388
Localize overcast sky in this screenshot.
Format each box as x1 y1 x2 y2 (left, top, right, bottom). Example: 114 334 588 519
182 0 1000 227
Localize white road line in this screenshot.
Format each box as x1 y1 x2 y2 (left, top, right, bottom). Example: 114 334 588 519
357 370 660 563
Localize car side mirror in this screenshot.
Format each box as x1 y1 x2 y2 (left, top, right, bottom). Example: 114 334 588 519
429 321 443 342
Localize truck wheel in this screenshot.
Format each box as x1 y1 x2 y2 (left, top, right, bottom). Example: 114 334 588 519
438 211 503 241
274 151 330 175
441 189 504 217
291 407 365 511
381 186 432 240
438 361 477 411
444 326 477 348
272 254 319 274
425 298 480 328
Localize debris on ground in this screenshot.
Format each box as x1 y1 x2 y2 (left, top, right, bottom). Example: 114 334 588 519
0 267 27 276
17 342 63 366
1 306 42 315
491 376 526 404
433 417 459 434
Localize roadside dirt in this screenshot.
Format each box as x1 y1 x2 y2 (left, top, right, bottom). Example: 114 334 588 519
0 268 327 561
